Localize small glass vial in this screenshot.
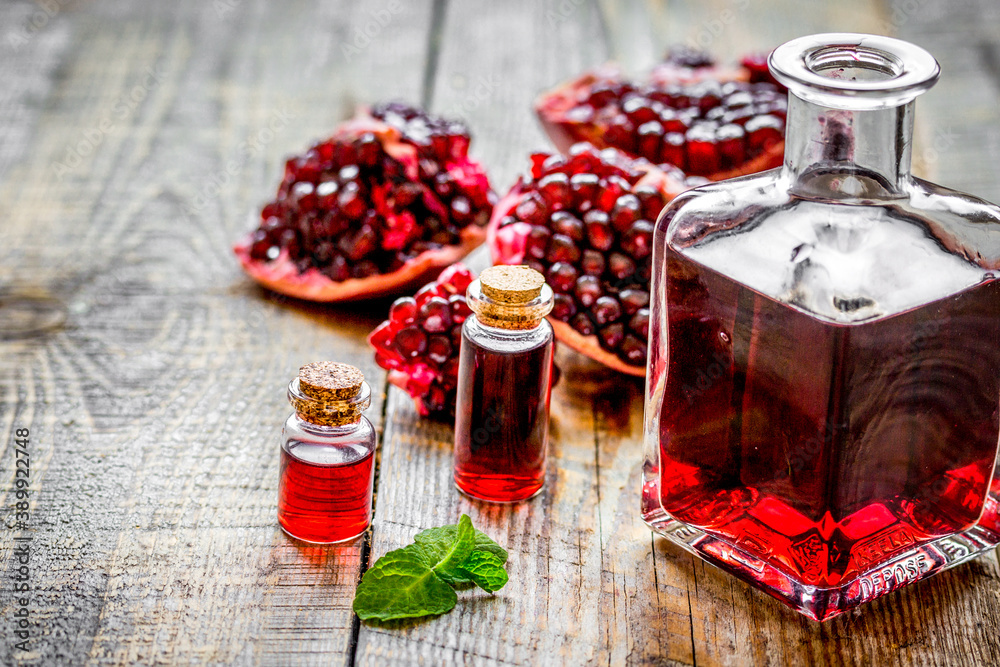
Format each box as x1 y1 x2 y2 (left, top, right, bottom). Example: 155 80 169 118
454 265 555 502
642 33 1000 620
278 362 376 543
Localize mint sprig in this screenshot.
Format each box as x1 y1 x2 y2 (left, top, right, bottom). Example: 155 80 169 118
352 515 509 622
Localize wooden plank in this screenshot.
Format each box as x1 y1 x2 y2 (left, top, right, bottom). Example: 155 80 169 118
0 0 430 664
352 0 619 664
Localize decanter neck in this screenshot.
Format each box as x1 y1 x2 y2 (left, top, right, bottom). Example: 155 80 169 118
767 33 940 201
783 93 915 200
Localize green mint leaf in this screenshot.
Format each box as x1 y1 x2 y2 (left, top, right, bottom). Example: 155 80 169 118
432 514 476 577
410 514 476 585
456 550 509 593
413 518 509 581
352 545 457 621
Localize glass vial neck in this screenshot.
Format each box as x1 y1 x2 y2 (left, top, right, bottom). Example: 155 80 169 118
769 33 940 201
783 94 914 199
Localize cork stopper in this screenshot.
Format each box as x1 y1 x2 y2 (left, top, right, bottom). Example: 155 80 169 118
289 362 370 427
480 265 545 304
298 362 364 401
467 265 554 330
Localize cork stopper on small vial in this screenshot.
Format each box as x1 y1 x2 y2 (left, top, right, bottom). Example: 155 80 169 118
298 362 364 401
290 362 370 427
480 265 545 304
468 265 554 330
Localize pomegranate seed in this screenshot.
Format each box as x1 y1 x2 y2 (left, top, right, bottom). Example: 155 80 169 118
337 182 366 219
396 326 428 358
427 335 452 365
584 211 614 251
746 115 784 153
608 252 636 281
580 249 606 276
419 296 453 333
570 173 600 208
415 283 445 306
619 334 647 364
538 173 571 209
623 96 660 125
686 124 720 175
570 313 595 335
574 275 602 307
610 194 641 233
549 211 585 242
323 255 350 281
619 289 650 315
449 294 472 324
591 296 622 325
637 121 664 162
716 123 746 167
622 221 654 259
450 196 473 226
599 322 625 349
356 132 381 167
547 262 579 294
634 185 666 221
547 234 582 263
661 132 686 169
630 308 650 339
390 296 418 325
278 228 302 259
525 225 552 260
552 294 577 321
248 230 271 260
516 193 549 226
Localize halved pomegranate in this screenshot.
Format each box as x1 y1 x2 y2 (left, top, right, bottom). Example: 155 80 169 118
234 103 495 301
488 144 690 376
535 48 787 181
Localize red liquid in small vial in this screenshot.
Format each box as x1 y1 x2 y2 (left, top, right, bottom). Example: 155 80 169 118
656 247 1000 588
454 328 553 502
278 440 375 543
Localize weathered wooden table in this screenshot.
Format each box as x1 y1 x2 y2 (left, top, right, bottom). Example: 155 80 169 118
3 0 1000 664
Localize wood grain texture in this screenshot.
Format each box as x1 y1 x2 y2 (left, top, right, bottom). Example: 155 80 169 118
3 0 1000 665
0 0 427 664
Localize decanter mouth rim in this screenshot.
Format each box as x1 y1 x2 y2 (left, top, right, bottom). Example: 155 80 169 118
769 33 940 110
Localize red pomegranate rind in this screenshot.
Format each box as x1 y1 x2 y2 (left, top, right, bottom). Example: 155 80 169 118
234 224 484 302
488 144 685 375
534 56 786 181
235 104 494 302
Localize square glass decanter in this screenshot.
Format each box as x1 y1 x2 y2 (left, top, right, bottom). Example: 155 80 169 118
641 33 1000 621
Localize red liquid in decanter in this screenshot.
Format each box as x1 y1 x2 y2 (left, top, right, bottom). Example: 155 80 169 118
657 246 1000 588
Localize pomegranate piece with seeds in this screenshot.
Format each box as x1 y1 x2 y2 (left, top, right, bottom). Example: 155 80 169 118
369 263 560 418
369 264 475 418
535 47 787 181
234 103 495 302
488 143 690 376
